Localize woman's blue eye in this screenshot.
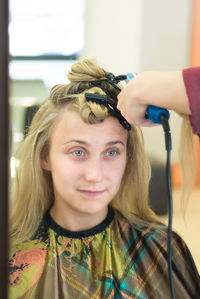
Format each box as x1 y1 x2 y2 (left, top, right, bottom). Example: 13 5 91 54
107 150 117 157
73 150 84 156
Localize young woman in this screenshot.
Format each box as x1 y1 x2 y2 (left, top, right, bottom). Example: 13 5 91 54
9 58 200 298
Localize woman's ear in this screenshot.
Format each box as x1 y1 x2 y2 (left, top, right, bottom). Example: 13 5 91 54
41 151 51 171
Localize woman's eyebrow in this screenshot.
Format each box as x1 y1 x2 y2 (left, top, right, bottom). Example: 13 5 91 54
105 141 125 146
63 140 125 146
63 140 89 145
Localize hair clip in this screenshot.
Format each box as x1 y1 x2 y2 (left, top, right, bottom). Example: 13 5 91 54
106 73 127 84
105 72 127 91
88 72 127 92
85 93 131 131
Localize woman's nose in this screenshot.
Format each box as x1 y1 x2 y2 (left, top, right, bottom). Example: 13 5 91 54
84 157 104 183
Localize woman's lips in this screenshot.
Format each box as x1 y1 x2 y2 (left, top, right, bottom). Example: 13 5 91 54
78 190 105 197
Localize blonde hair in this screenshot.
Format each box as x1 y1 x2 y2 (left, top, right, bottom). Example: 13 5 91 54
179 116 197 214
10 58 161 245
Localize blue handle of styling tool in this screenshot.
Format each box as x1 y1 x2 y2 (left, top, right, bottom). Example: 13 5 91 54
125 73 170 124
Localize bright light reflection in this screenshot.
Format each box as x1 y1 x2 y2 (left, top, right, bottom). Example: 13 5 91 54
9 0 84 56
10 157 20 179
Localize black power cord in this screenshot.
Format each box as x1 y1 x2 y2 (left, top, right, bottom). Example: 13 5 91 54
160 114 176 299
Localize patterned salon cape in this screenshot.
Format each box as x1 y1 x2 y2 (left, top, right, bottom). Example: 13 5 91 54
8 207 200 298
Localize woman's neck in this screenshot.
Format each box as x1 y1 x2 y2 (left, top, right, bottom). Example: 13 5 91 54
49 203 108 232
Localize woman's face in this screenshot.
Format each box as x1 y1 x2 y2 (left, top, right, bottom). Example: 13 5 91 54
42 108 128 222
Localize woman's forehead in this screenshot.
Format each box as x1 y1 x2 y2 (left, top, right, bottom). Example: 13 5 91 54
51 109 128 145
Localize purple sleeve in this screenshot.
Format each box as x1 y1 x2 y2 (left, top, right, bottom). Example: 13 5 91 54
182 67 200 134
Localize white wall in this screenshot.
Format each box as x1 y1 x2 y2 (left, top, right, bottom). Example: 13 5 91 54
139 0 192 72
82 0 143 73
81 0 193 162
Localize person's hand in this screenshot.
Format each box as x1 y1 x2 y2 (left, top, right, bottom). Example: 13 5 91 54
117 71 191 126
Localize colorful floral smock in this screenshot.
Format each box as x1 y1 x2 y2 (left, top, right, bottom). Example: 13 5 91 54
8 207 200 298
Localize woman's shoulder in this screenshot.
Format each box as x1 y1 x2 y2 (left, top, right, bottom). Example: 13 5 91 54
8 220 49 295
113 207 195 255
9 217 49 260
113 208 199 276
9 239 48 276
112 207 166 236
